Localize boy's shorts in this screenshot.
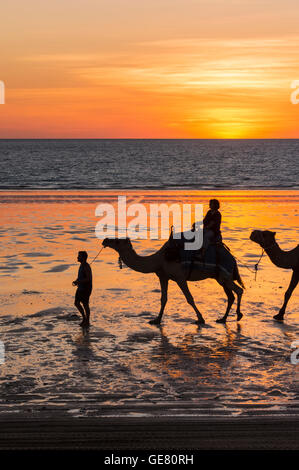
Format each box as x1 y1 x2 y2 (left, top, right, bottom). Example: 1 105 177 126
75 288 92 303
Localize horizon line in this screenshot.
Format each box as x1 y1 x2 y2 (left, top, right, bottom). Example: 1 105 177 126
1 137 299 141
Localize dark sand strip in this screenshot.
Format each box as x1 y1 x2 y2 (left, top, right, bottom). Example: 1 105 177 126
0 416 298 450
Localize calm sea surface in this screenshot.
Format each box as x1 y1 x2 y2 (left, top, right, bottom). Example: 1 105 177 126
0 139 298 190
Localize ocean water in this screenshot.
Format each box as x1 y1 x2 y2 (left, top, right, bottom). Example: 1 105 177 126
0 139 298 190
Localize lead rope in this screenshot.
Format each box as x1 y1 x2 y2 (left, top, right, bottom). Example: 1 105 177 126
223 243 264 281
89 246 104 265
89 245 123 270
254 248 265 281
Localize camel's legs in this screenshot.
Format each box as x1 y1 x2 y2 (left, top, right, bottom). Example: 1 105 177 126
216 285 235 324
149 276 168 325
232 282 243 320
176 280 205 324
216 281 243 323
274 270 299 321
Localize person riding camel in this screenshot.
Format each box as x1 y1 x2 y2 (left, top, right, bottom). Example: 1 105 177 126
201 198 222 258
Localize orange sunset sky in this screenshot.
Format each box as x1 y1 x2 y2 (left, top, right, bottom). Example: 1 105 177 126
1 0 299 138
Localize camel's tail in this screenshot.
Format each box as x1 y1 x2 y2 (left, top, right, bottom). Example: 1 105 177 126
233 262 245 289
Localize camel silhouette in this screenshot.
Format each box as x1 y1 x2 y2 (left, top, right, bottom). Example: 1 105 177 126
250 230 299 321
102 237 244 325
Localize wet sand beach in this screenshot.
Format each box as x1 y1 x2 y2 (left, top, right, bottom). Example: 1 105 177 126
0 190 298 449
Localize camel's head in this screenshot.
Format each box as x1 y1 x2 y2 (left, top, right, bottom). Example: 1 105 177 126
250 230 276 248
102 237 132 252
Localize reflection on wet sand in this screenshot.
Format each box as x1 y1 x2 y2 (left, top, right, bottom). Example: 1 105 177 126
0 190 298 417
153 324 242 384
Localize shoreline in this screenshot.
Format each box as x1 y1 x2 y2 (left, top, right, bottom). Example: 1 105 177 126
0 189 299 204
1 188 299 193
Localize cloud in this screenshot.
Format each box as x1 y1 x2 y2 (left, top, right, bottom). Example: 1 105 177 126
69 36 298 99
